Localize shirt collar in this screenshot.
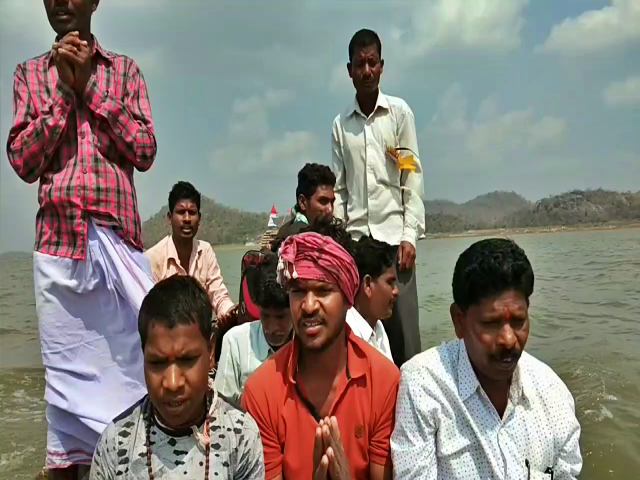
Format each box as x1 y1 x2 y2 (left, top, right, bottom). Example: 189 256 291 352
286 325 367 385
254 322 275 362
166 235 202 267
294 210 309 224
457 339 529 404
348 90 389 118
48 35 113 65
347 307 375 342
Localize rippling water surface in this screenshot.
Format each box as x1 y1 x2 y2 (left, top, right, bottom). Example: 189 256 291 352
1 230 638 479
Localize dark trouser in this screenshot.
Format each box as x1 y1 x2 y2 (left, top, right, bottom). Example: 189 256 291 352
382 258 421 368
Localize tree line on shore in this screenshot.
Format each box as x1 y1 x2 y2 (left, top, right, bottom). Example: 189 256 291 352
141 189 640 246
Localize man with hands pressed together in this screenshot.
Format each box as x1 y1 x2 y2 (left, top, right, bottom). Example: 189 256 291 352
242 231 400 480
7 1 156 478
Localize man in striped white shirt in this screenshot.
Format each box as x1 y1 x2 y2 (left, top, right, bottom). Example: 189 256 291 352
332 28 425 367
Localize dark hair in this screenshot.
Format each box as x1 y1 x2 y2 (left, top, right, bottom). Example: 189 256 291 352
303 216 355 257
452 238 534 312
253 253 289 310
295 163 336 213
353 236 396 282
138 275 214 350
348 29 382 61
168 181 201 213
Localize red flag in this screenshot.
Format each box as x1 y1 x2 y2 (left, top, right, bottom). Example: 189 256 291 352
270 204 278 216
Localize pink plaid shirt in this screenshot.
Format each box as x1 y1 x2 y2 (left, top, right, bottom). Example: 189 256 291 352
6 37 157 260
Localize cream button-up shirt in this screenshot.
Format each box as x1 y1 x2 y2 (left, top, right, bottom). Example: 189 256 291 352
331 91 425 247
145 235 234 318
391 339 582 479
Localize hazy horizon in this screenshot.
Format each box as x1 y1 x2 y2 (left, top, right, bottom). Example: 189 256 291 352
2 0 639 253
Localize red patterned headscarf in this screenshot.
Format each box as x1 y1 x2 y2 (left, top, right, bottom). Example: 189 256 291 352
276 232 360 306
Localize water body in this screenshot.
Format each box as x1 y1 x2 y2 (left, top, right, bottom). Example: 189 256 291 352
1 230 638 479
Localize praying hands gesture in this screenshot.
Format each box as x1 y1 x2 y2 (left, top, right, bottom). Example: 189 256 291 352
313 416 351 480
53 31 92 94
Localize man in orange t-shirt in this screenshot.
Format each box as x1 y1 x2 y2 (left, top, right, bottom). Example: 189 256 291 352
242 225 400 480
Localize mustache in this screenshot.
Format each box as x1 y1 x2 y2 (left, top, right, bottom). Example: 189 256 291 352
492 349 522 362
299 313 324 323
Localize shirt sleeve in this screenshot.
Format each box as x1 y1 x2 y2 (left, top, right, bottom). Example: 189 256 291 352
397 104 425 247
553 383 583 479
369 374 400 467
390 366 438 479
204 245 235 318
234 413 266 480
214 333 242 407
331 116 348 221
82 59 157 171
89 427 117 480
241 381 283 480
6 64 74 184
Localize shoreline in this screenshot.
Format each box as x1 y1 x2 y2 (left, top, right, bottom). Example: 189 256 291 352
421 222 640 240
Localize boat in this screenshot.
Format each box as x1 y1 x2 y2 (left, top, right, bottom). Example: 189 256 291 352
259 204 281 250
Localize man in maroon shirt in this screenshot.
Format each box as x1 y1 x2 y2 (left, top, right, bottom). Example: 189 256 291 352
6 1 157 478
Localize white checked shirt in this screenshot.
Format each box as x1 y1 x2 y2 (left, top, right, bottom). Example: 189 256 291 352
214 321 275 408
391 339 582 480
331 91 425 247
346 307 394 362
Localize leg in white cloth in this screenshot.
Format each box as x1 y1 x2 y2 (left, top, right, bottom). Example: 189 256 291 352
34 220 154 469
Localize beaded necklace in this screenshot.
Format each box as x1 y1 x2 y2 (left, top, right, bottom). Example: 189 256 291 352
144 393 213 480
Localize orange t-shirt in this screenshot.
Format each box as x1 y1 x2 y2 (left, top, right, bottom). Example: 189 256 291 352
241 327 401 480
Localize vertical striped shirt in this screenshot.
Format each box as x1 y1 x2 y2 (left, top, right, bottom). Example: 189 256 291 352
6 36 157 259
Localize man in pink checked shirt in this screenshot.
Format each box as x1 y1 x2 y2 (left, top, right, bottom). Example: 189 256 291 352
6 1 157 478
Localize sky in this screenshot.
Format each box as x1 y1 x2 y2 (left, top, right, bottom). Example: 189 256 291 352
1 0 639 253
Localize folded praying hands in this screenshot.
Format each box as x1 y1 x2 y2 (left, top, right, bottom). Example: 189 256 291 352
313 416 352 480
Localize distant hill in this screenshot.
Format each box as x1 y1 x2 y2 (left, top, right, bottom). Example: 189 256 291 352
425 191 531 231
503 189 640 229
139 189 640 246
425 189 640 233
142 196 269 248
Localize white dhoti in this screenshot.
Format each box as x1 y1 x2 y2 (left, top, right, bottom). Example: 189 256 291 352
33 219 154 468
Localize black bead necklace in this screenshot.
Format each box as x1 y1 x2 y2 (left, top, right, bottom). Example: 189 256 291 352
144 395 212 480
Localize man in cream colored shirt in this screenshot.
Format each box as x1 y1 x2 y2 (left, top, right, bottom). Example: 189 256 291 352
347 235 398 362
145 181 237 326
332 28 425 367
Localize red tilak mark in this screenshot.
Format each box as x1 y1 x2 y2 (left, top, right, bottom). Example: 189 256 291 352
504 309 512 321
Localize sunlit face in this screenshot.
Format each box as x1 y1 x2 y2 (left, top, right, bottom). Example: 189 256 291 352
168 199 200 241
143 322 213 430
348 44 384 96
365 266 398 321
299 185 335 224
451 290 530 382
44 0 97 36
288 279 348 352
259 306 293 349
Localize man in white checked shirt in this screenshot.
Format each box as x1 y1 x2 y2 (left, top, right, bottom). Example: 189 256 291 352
391 238 582 479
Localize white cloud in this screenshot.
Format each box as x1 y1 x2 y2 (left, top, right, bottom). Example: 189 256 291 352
423 84 567 171
603 75 640 107
211 89 317 176
391 0 528 60
226 89 295 141
538 0 640 55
